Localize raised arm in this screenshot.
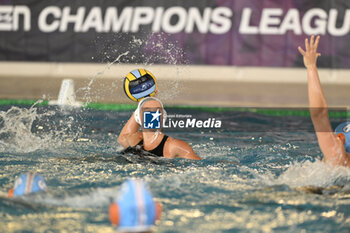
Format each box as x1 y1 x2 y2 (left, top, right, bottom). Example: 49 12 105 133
117 113 142 148
298 35 346 165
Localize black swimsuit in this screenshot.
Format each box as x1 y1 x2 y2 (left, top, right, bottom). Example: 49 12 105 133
137 135 169 157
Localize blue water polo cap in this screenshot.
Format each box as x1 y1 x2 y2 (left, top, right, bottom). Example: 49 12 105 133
114 179 156 232
335 122 350 153
13 173 47 197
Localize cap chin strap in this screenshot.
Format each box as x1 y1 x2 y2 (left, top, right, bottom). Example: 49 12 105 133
134 97 167 125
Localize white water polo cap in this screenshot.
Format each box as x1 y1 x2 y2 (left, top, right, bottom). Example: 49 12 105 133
335 122 350 153
134 97 167 125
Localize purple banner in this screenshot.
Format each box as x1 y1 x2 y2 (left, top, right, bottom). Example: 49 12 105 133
0 0 349 68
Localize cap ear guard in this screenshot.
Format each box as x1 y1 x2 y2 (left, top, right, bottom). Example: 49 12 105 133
109 203 120 226
337 133 346 145
134 97 167 125
8 188 14 198
155 202 162 222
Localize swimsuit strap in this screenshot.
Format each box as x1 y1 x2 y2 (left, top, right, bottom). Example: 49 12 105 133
147 135 169 157
137 139 144 146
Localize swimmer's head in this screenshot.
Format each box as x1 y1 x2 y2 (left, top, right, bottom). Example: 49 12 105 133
109 179 162 232
134 97 167 127
8 172 47 198
335 122 350 153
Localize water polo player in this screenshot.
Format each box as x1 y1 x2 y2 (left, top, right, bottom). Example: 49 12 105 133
8 172 47 197
118 97 201 160
109 179 162 232
298 35 350 167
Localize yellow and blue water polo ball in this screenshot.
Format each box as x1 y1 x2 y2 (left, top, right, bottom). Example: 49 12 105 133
123 69 157 102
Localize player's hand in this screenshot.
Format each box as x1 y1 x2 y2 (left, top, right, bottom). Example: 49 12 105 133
298 35 321 69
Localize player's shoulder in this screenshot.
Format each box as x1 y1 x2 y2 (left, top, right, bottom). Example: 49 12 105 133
165 136 190 149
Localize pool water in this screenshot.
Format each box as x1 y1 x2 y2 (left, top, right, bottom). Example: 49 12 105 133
0 104 350 233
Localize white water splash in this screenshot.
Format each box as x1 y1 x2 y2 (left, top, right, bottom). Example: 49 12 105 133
81 32 185 104
77 51 130 105
257 159 350 188
142 32 184 101
28 187 119 208
0 105 81 153
0 33 185 153
0 106 51 153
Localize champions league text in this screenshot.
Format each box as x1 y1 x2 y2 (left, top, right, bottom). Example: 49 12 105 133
1 6 350 36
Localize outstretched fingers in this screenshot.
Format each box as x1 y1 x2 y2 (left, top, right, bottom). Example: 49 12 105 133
305 38 310 52
314 35 320 51
298 46 306 56
310 35 315 50
303 35 320 53
299 35 321 67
